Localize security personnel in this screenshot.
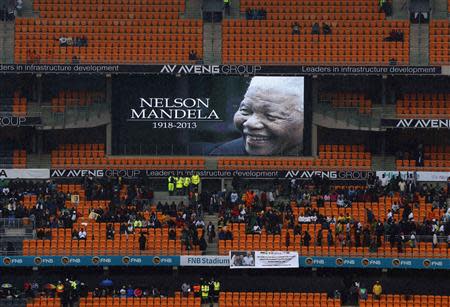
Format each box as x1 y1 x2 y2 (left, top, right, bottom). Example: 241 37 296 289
183 176 191 194
191 172 201 191
69 279 77 290
201 283 210 303
167 176 175 195
56 281 64 297
213 279 220 297
224 0 230 15
176 176 184 195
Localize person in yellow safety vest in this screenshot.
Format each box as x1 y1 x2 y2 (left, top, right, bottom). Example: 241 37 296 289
168 176 175 195
70 280 77 290
176 176 184 195
191 173 200 192
56 281 64 297
213 280 220 295
224 0 230 16
201 284 210 303
183 176 191 194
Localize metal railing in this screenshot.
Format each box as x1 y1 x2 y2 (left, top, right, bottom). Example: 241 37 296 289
0 217 34 230
7 243 450 258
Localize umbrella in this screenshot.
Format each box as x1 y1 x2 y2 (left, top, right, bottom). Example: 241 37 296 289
99 279 113 287
43 283 56 290
1 283 13 289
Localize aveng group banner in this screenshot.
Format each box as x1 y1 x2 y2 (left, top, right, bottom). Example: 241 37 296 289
381 118 450 129
230 251 299 269
50 168 373 180
112 75 306 157
0 64 442 75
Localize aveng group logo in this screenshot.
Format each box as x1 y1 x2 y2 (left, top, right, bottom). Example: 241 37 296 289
159 65 261 75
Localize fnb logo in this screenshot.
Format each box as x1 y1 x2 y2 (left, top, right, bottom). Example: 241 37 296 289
187 257 201 264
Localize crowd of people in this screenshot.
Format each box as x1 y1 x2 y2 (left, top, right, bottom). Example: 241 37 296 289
0 276 221 306
216 173 450 252
0 175 211 252
1 171 449 255
0 276 86 306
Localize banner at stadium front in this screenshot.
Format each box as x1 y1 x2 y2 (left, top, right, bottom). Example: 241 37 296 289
0 64 442 75
0 169 49 179
0 116 41 127
376 171 450 182
229 251 299 269
50 168 373 180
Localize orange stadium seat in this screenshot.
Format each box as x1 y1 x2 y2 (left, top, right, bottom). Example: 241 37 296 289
14 0 201 64
429 21 450 65
50 143 205 169
396 144 450 171
222 0 410 65
396 92 450 118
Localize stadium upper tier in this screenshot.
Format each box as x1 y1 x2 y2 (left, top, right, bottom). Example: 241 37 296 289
14 0 202 64
2 0 449 65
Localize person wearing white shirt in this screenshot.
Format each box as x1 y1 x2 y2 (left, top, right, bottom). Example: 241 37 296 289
78 229 87 240
230 192 238 204
381 175 389 188
195 219 205 228
337 195 345 207
242 252 255 266
391 202 399 213
252 225 261 234
398 180 406 193
268 191 275 204
387 210 393 222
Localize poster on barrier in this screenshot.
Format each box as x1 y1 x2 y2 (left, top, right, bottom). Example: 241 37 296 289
229 251 299 269
0 169 50 179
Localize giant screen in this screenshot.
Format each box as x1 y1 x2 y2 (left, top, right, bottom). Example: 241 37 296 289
112 76 307 156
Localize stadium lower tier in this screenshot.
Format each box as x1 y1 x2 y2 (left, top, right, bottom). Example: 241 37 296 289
219 292 340 307
23 293 450 307
27 295 201 307
361 294 450 307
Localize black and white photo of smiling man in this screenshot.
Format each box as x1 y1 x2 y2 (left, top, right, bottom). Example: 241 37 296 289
210 76 304 156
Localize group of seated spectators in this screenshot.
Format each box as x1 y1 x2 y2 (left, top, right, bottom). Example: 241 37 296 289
1 176 212 252
291 22 332 35
245 8 267 20
216 173 450 251
58 36 88 47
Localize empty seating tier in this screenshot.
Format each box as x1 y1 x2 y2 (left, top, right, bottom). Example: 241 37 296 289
15 0 202 64
396 92 450 118
223 0 409 65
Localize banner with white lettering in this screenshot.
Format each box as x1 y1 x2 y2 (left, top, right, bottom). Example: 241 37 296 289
381 119 450 129
0 64 442 75
50 168 372 180
376 171 450 182
0 116 41 127
0 169 49 179
230 251 299 269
